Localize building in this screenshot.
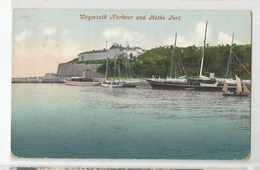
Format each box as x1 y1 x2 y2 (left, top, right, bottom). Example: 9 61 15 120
78 43 146 61
45 73 57 77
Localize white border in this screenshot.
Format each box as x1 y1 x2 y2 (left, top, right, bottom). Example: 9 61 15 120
1 0 259 169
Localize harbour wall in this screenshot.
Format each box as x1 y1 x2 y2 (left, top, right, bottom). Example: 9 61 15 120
57 63 104 77
12 77 65 83
12 63 105 83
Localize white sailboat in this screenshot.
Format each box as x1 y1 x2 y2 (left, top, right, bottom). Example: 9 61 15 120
101 41 111 87
122 42 141 85
199 21 210 80
166 33 187 83
216 33 251 87
222 75 250 96
101 57 126 88
100 42 126 88
101 57 110 87
198 21 219 87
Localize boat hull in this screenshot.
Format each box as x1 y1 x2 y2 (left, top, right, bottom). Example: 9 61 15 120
223 92 250 96
147 81 188 90
101 80 137 88
145 79 237 92
109 84 124 88
123 84 136 88
64 80 100 86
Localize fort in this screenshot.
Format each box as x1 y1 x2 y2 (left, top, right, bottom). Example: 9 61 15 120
12 63 104 83
12 43 147 83
78 43 146 61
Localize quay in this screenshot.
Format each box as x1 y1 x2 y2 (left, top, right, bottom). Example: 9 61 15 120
12 77 65 83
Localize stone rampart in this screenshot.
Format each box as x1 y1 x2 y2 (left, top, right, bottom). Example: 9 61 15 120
57 63 104 77
12 77 65 83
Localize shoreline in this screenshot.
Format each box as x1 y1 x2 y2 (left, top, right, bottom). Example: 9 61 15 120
12 77 66 83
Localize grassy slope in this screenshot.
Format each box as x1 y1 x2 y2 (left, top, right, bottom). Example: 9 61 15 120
67 44 251 79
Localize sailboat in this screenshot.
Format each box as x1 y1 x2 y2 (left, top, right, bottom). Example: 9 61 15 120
166 33 187 83
217 33 251 89
146 23 222 91
108 55 126 88
222 75 250 96
101 41 113 87
101 55 126 88
198 21 218 87
101 42 137 88
100 57 111 87
64 70 100 86
110 42 139 88
145 33 190 90
120 42 141 86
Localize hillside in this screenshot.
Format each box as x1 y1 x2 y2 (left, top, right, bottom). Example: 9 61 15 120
68 44 251 79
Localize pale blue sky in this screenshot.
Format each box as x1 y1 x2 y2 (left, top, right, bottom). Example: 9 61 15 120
12 9 251 77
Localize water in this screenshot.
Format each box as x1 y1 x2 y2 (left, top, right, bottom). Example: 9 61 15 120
11 83 250 159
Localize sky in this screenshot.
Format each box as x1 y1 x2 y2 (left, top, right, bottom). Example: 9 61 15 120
12 9 251 77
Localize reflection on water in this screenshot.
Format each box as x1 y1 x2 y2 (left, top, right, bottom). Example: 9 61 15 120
11 83 250 159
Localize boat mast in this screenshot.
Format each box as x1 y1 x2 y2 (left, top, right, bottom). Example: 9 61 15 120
105 41 108 80
125 41 128 79
118 61 121 78
170 33 177 78
199 21 208 78
225 33 234 79
114 55 116 79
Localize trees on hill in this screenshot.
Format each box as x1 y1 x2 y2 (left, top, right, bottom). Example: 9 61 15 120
129 44 251 79
74 44 251 79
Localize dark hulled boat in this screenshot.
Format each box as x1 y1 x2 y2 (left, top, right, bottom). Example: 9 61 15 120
145 22 227 92
145 77 237 92
145 22 251 92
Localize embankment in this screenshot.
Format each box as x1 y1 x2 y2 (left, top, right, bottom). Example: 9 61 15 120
12 63 105 83
57 63 104 77
12 77 65 83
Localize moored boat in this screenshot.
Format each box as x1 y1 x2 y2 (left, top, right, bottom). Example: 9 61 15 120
222 75 250 96
64 77 100 86
101 41 138 88
145 77 234 92
145 23 225 92
146 22 251 92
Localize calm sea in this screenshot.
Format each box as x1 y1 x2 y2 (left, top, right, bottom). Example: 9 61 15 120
11 82 250 159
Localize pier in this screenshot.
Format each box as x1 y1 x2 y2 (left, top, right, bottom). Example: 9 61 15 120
12 77 65 83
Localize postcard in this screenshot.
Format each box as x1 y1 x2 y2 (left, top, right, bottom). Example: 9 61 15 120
8 168 248 170
11 9 251 159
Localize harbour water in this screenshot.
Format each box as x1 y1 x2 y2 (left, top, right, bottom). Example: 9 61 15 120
11 83 250 159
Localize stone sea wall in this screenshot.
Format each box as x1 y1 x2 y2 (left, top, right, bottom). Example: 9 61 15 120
12 77 65 83
12 63 105 83
57 63 104 77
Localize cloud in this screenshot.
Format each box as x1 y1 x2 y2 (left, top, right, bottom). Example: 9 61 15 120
217 32 244 45
38 22 58 36
63 30 68 34
217 32 232 45
103 27 147 47
165 35 192 48
39 22 58 36
165 22 233 47
165 22 212 47
38 23 44 29
15 30 31 42
103 27 122 39
43 23 58 35
196 22 212 41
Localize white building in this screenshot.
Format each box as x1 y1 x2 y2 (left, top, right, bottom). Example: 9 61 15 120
78 43 146 61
